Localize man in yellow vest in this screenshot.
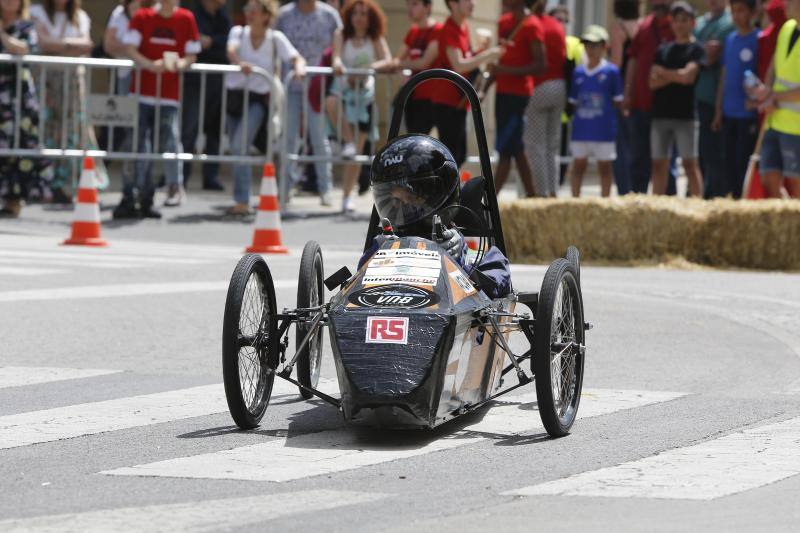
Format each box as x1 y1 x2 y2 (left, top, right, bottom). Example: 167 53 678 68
757 0 800 198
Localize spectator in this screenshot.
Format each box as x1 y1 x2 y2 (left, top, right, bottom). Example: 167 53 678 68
649 1 705 196
30 0 93 205
328 0 391 213
431 0 503 168
569 25 623 198
759 0 788 82
276 0 341 207
524 0 567 197
713 0 759 199
757 0 800 198
695 0 734 199
0 0 52 218
491 0 545 197
610 0 641 195
115 0 200 218
623 0 675 194
394 0 441 135
182 0 230 192
225 0 305 216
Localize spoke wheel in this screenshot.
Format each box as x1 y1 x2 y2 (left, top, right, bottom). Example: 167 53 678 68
296 241 325 399
222 254 278 429
533 258 585 438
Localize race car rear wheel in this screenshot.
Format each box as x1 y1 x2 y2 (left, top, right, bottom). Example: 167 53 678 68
222 253 278 429
296 241 325 399
533 258 585 438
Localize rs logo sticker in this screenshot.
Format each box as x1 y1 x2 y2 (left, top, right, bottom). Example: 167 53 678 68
366 317 409 344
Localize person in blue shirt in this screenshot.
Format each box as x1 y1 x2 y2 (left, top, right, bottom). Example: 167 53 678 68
568 25 623 197
713 0 760 199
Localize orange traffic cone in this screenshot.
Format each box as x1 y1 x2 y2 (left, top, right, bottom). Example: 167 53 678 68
63 157 107 247
246 163 288 254
460 170 472 184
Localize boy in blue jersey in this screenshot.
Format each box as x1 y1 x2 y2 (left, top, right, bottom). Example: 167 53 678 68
568 25 623 197
713 0 759 199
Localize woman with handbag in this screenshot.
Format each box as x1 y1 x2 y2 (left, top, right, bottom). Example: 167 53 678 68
225 0 305 216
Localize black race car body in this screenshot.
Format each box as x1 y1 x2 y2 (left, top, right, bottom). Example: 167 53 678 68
328 236 514 428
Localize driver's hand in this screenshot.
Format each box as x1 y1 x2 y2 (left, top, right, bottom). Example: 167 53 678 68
437 227 464 260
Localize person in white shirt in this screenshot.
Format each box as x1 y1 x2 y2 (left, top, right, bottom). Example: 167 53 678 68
29 0 94 205
226 0 306 215
103 0 147 93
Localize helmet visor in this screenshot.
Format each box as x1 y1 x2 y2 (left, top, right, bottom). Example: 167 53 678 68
373 174 454 229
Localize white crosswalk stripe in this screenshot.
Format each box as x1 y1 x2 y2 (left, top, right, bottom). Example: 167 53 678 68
101 389 686 483
0 367 120 389
0 490 385 533
502 415 800 501
0 377 336 450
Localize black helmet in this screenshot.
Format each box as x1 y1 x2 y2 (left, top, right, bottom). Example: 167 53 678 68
370 134 460 234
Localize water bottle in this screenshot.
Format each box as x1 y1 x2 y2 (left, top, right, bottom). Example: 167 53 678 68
743 70 760 98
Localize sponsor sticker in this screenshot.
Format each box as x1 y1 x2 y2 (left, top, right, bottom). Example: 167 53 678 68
366 317 409 344
450 270 476 295
348 284 440 309
365 248 441 286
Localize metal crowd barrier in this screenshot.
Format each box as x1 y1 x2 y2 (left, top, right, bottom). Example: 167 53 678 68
0 53 284 171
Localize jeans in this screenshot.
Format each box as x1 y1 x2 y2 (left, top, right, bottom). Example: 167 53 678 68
181 72 221 185
697 101 724 198
629 109 677 194
283 89 332 202
722 116 758 199
614 110 632 195
127 103 182 205
228 102 266 205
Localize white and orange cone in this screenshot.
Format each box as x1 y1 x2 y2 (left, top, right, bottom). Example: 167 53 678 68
246 163 288 254
62 157 107 247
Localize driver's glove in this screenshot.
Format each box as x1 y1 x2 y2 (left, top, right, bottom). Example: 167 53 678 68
437 227 465 260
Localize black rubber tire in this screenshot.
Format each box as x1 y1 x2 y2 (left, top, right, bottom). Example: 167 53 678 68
296 241 325 399
222 253 278 429
533 258 586 438
565 245 581 284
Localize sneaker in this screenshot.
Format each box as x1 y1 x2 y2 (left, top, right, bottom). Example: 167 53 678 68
164 184 185 207
202 180 225 192
320 191 333 207
342 195 355 213
139 204 162 219
341 142 356 158
112 200 139 220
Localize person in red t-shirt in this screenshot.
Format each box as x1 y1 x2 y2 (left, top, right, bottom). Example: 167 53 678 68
490 0 545 197
622 0 675 194
431 0 503 168
393 0 442 134
119 0 201 217
521 1 566 198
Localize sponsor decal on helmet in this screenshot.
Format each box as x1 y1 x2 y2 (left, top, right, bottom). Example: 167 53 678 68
366 316 409 344
348 284 440 309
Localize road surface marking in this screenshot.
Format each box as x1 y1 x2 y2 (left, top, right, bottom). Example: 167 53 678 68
502 415 800 500
0 250 212 265
0 280 297 303
102 389 686 483
0 378 337 450
0 367 121 390
0 266 64 276
0 490 385 533
0 257 134 270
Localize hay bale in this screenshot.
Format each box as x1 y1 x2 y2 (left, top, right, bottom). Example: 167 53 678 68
500 195 800 270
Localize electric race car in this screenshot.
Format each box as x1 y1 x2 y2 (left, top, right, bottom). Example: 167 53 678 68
222 70 588 438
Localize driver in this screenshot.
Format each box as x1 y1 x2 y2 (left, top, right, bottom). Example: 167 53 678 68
359 134 512 298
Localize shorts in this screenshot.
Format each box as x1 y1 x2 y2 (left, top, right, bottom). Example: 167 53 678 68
760 128 800 178
570 141 616 161
495 93 530 156
650 119 699 159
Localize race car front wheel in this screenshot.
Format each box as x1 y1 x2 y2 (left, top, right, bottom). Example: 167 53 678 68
296 241 325 399
222 253 278 429
533 258 585 438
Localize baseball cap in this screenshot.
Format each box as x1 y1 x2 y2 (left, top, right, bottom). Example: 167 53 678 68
670 1 696 17
581 25 609 44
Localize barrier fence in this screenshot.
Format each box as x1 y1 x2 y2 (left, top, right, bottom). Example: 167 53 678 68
0 54 492 208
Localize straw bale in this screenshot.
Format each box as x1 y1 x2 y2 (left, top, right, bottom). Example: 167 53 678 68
499 195 800 270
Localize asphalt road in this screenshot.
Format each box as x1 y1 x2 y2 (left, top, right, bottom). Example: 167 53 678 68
1 190 799 532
